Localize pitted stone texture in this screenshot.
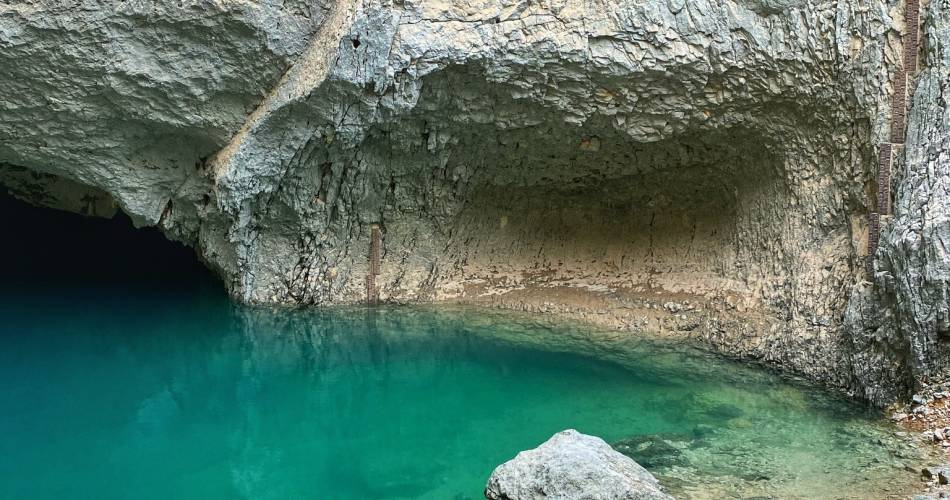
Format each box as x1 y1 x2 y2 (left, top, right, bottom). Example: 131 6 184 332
0 0 330 228
843 280 914 405
484 429 673 500
197 0 897 394
207 0 894 303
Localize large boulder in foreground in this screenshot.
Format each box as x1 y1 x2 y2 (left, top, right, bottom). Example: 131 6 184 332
485 429 674 500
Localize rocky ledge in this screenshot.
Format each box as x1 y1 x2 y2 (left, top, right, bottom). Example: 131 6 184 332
1 0 949 407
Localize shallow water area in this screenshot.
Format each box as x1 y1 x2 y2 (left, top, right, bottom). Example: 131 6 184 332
0 195 928 499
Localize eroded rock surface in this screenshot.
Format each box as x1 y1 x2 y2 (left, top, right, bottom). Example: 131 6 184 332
485 429 673 500
0 0 331 226
1 0 948 404
844 0 950 405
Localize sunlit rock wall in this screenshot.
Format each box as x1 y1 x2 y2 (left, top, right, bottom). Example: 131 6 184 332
199 0 896 391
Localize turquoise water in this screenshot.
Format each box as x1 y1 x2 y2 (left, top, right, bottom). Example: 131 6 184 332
0 197 925 499
0 292 924 500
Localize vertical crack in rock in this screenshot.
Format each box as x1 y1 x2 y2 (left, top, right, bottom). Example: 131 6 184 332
366 224 381 304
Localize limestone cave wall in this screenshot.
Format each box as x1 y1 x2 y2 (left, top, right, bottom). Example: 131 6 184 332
2 0 945 403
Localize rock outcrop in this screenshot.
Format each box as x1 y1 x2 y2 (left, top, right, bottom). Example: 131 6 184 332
1 0 947 404
844 0 950 405
485 429 673 500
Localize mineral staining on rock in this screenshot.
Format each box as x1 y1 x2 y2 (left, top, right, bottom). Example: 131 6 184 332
0 165 116 218
485 429 674 500
0 0 946 404
844 0 950 406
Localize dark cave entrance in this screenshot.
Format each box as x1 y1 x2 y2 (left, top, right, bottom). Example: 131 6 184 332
0 190 219 295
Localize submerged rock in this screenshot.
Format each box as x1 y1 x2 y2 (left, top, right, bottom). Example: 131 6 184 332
612 434 687 469
485 429 673 500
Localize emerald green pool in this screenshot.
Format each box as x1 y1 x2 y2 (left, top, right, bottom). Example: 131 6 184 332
0 196 924 499
0 291 924 500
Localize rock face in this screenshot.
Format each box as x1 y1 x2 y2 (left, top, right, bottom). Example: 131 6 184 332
484 429 673 500
0 0 330 224
844 0 950 405
0 0 947 404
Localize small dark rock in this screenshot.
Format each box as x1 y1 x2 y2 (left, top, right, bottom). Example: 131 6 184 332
692 424 716 439
922 464 950 483
703 403 745 420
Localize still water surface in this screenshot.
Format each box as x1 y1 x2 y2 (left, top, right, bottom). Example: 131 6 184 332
0 289 922 499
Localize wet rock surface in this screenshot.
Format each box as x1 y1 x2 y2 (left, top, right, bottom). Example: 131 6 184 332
485 429 674 500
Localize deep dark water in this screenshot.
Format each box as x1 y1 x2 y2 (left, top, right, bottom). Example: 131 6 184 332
0 193 926 499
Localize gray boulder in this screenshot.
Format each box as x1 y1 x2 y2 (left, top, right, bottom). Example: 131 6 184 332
485 429 674 500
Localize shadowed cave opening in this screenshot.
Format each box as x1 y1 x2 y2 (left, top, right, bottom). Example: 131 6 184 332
0 190 219 296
